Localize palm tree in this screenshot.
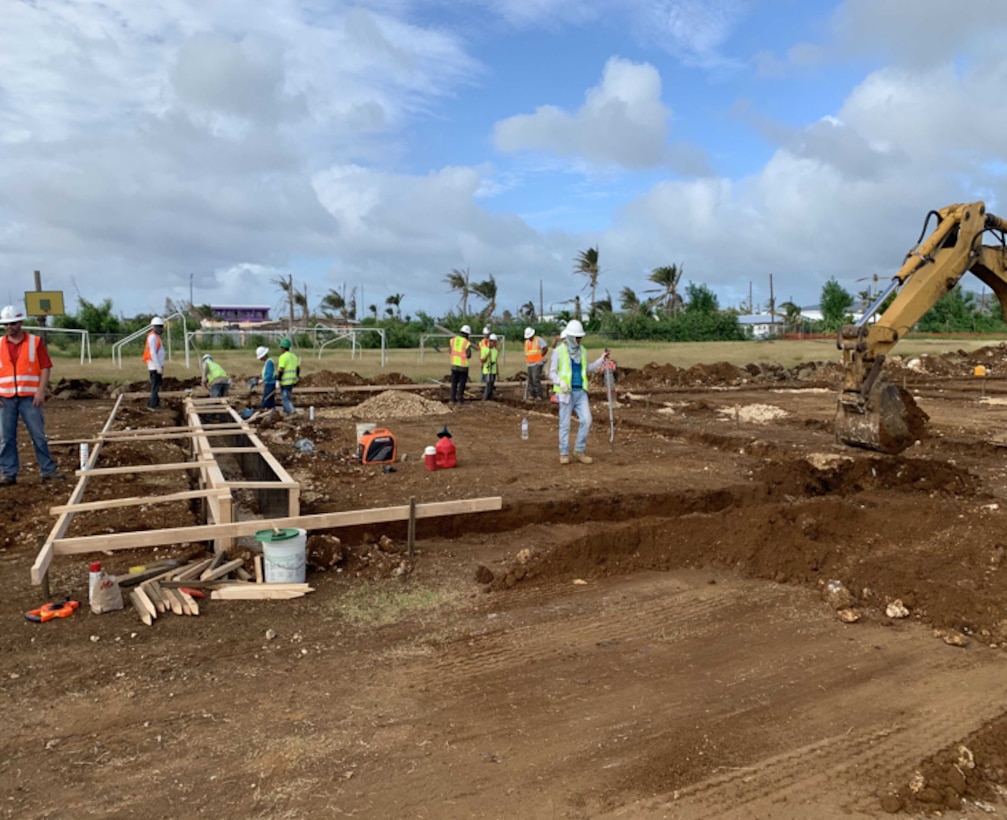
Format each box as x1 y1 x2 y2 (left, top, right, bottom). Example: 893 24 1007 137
385 293 404 320
620 286 652 315
444 267 475 316
518 300 537 320
368 304 378 319
573 247 600 315
645 264 684 316
779 300 804 333
472 275 497 319
319 289 346 318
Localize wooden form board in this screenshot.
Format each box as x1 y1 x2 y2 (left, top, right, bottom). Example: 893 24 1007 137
50 496 503 555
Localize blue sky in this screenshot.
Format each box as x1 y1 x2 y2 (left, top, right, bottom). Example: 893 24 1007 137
2 0 1006 322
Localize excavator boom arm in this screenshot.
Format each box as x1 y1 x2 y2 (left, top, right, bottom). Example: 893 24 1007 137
836 201 1007 453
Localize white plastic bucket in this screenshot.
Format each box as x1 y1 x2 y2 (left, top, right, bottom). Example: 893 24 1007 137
255 528 307 583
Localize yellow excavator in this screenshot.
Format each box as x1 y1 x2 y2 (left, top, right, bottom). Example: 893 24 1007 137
836 201 1007 454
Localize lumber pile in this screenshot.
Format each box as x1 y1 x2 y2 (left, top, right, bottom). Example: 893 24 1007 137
116 555 313 626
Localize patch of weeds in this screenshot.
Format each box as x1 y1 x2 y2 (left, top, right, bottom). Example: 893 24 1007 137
334 581 463 627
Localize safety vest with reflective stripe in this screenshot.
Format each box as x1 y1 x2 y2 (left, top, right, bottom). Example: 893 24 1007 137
277 351 299 386
204 359 228 383
142 331 162 363
0 334 41 397
552 343 589 394
524 338 544 364
450 336 470 368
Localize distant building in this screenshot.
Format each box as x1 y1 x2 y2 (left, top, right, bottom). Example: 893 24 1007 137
738 314 784 339
209 305 270 324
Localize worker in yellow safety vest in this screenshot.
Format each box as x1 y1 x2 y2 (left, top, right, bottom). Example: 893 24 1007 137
276 338 300 414
449 325 472 404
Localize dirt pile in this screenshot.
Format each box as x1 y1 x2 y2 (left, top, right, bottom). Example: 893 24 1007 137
317 390 449 420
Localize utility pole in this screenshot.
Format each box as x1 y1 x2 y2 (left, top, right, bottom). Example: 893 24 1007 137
768 272 775 316
287 274 295 335
33 270 47 328
749 281 754 315
189 273 194 310
539 280 543 319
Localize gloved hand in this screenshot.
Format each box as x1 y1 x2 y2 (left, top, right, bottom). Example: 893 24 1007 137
559 382 571 394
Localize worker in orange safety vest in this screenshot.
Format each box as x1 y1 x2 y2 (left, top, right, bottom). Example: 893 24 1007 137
523 326 548 400
143 316 165 409
0 305 65 484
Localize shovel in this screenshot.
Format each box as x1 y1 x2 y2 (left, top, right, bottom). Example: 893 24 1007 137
603 355 617 452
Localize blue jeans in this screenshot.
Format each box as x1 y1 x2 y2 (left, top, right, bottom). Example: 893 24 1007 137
558 389 592 456
261 382 277 409
281 385 296 414
1 396 58 477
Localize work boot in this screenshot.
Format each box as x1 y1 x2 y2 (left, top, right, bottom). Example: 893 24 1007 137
42 472 67 482
0 475 15 486
574 452 593 464
559 455 571 465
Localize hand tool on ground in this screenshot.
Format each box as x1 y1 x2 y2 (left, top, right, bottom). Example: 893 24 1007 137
602 353 617 452
25 600 80 623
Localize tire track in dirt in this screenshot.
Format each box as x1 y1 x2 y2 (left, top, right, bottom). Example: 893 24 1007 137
599 653 1007 819
427 579 770 693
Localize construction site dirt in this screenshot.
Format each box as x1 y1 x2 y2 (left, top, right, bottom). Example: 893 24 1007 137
7 347 1007 819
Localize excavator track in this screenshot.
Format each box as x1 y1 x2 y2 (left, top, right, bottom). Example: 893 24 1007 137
835 381 929 454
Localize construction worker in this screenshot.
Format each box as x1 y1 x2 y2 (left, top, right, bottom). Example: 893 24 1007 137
481 334 500 401
200 353 230 398
0 305 65 484
143 317 165 409
449 325 472 404
478 326 491 386
549 320 609 465
253 345 276 410
523 326 548 400
276 338 300 414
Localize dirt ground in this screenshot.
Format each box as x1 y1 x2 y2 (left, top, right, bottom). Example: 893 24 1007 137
7 346 1007 818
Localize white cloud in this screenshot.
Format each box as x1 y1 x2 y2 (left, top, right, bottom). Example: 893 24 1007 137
493 57 689 170
832 0 1007 68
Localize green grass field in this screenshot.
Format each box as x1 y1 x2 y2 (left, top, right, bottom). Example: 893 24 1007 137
50 334 1001 384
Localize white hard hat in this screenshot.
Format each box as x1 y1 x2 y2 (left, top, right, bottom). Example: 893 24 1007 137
564 319 585 338
489 334 498 341
151 316 164 326
255 346 269 360
460 325 471 334
482 326 491 335
524 327 534 339
0 306 25 325
201 353 212 361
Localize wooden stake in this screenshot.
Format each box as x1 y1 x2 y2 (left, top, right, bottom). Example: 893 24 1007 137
407 496 416 558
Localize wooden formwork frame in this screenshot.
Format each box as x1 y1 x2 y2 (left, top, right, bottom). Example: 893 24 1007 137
31 397 299 585
32 397 503 589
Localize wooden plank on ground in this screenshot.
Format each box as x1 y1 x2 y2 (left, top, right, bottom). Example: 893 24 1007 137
51 496 503 555
173 558 212 581
133 585 158 621
31 395 124 585
129 589 154 626
178 589 200 616
74 460 215 477
199 558 245 581
50 487 228 515
210 585 314 600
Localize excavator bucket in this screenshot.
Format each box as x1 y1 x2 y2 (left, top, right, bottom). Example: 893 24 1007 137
835 381 929 454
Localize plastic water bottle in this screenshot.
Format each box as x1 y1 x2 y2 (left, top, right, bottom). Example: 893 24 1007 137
521 417 529 440
79 442 89 471
88 561 102 605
